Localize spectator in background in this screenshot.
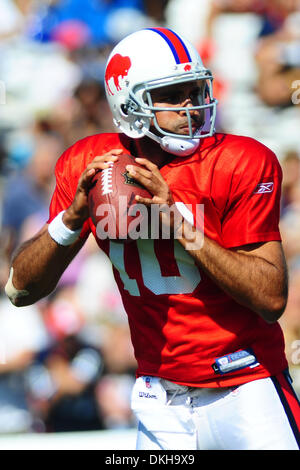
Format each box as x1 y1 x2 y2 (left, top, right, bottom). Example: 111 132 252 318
1 133 63 254
255 8 300 107
26 286 105 433
205 0 300 108
0 294 49 433
280 151 300 266
279 266 300 392
96 373 136 430
95 322 137 429
0 0 33 42
204 0 300 37
49 80 115 149
143 0 169 24
32 0 151 47
281 150 300 214
279 149 300 394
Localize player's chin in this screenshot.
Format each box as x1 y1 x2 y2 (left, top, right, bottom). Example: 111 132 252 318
177 126 201 137
177 120 203 136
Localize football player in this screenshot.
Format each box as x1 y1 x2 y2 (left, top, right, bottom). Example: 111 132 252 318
5 28 300 449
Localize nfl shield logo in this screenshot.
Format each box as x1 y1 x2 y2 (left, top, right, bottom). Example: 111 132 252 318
145 377 152 389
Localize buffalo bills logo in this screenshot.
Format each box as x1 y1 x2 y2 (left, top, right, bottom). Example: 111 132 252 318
105 54 132 96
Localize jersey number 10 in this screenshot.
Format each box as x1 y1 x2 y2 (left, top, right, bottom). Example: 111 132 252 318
109 239 201 296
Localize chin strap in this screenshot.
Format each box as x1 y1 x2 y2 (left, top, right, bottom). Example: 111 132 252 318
144 129 200 157
160 135 200 157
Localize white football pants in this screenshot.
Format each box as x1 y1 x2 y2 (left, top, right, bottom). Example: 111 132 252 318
131 371 300 450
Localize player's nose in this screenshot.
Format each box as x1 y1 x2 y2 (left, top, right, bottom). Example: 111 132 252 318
181 96 193 107
178 98 199 117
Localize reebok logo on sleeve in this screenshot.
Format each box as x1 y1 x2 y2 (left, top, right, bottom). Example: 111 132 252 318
253 182 274 194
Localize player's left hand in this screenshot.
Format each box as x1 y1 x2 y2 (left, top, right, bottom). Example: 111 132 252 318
126 158 182 236
126 158 173 206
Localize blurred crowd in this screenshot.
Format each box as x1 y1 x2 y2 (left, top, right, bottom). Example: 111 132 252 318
0 0 299 435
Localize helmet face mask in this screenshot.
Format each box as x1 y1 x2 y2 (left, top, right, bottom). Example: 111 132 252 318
142 74 215 140
105 28 218 155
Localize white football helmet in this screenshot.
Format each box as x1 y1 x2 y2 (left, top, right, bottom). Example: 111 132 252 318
104 28 217 156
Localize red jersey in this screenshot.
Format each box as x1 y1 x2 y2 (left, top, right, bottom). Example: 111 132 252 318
48 132 288 387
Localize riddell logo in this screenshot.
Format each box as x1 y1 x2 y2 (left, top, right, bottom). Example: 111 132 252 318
105 54 132 96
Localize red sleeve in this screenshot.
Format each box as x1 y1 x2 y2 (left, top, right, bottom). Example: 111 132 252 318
221 142 282 248
47 148 91 240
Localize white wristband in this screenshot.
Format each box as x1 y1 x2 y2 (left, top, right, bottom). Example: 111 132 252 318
48 211 82 246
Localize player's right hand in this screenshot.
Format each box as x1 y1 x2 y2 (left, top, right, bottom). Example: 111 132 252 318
63 149 123 230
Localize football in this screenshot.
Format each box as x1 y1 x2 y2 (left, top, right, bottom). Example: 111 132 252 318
88 154 152 243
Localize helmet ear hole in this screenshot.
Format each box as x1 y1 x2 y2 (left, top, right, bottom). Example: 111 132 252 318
120 104 129 116
142 91 150 106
